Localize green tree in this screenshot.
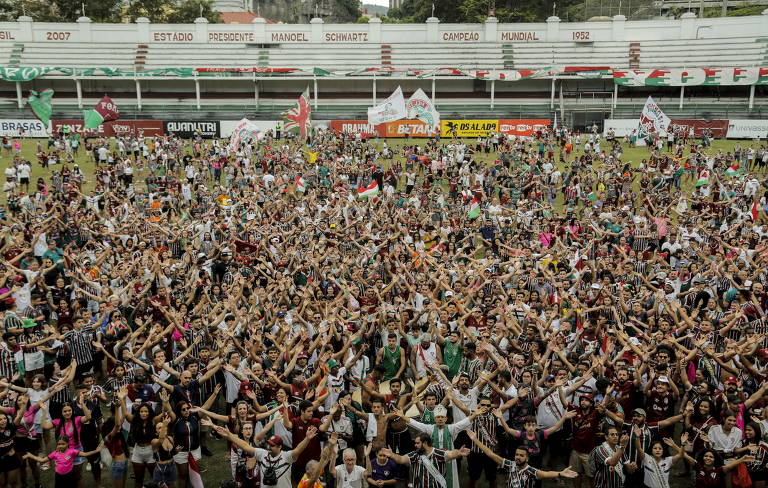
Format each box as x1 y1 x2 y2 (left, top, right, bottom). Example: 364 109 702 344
166 0 222 23
56 0 121 22
124 0 170 21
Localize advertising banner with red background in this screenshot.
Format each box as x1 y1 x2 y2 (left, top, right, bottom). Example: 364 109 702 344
668 119 729 138
498 119 551 137
331 119 550 138
52 120 164 137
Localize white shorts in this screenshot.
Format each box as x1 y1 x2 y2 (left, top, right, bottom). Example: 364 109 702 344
173 447 201 465
131 444 154 464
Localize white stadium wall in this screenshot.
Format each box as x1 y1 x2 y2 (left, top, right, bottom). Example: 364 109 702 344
0 14 766 44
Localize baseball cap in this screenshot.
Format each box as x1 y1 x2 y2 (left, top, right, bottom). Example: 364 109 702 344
581 393 595 403
239 381 252 392
266 435 283 447
633 408 646 417
656 376 669 383
421 333 431 342
725 376 738 384
326 359 340 369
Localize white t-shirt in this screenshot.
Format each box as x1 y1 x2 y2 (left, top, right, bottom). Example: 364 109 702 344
642 455 673 488
254 448 293 488
334 464 366 488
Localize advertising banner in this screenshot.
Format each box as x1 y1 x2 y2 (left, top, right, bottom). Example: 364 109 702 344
0 119 50 137
441 120 498 138
163 121 219 139
220 120 281 137
727 120 768 139
380 120 431 138
603 119 639 137
613 67 768 86
330 120 379 137
668 119 729 138
52 119 163 137
498 119 551 137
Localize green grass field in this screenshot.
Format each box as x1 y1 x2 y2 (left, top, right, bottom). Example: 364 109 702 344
9 134 757 487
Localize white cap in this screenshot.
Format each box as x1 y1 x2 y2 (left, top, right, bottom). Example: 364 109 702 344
434 405 448 417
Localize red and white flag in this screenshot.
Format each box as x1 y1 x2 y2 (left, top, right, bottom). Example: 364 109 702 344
751 199 759 221
189 453 205 488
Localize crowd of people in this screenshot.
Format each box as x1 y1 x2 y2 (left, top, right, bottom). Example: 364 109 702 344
0 122 767 488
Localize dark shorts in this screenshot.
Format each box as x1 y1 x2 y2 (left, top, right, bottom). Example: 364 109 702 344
19 177 29 185
14 436 40 454
467 450 497 481
0 453 20 472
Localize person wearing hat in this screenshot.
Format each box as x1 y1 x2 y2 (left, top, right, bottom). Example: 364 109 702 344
411 332 442 382
605 404 690 488
393 403 479 488
214 425 320 488
642 371 680 436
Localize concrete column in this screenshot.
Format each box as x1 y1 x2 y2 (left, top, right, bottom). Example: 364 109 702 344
550 77 556 109
749 84 755 110
680 11 696 39
546 16 560 42
76 16 92 42
313 78 318 110
484 16 498 42
372 75 376 105
75 79 83 109
135 17 151 44
254 79 259 107
310 17 324 43
490 80 495 109
432 76 436 104
368 16 382 43
613 83 618 109
426 17 439 42
135 80 142 111
17 16 33 42
679 86 684 109
252 17 267 43
15 82 22 109
194 17 208 43
611 15 626 41
194 78 201 110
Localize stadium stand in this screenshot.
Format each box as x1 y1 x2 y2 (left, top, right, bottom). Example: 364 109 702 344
16 42 137 69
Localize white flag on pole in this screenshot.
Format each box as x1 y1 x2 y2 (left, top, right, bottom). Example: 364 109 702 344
406 88 440 127
368 86 407 125
637 96 671 139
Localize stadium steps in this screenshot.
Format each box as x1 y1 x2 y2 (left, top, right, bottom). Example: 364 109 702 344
135 44 148 72
8 43 24 67
636 37 763 68
758 38 768 62
628 42 640 69
502 44 514 69
381 44 392 67
257 50 269 68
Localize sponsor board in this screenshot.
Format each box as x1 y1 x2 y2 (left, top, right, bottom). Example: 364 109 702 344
52 120 163 137
498 119 551 137
163 121 220 139
440 120 498 138
380 120 431 138
726 120 768 139
603 119 640 137
330 120 379 137
0 119 50 137
668 119 729 138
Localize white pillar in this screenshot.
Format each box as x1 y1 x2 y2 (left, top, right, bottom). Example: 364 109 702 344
613 83 618 109
75 79 83 109
550 77 556 109
313 77 318 110
194 79 201 110
15 82 22 109
372 75 376 105
254 79 260 107
490 80 495 110
431 76 436 104
135 80 142 111
679 85 684 110
749 84 755 110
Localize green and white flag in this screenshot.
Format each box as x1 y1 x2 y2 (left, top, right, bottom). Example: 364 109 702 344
468 196 481 219
83 95 119 129
27 89 54 125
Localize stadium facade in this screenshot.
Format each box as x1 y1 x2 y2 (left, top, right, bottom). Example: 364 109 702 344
0 12 766 135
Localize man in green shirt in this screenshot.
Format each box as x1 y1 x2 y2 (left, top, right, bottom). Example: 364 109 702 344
376 333 405 381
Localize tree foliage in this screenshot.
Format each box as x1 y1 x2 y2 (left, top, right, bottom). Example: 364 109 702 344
0 0 222 23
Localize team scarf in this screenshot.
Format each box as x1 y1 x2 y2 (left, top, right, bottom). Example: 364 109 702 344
432 424 453 488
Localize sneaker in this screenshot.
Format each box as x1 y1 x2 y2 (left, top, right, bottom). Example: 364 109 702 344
201 446 213 457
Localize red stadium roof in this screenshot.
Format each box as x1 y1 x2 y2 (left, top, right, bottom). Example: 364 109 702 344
220 12 275 24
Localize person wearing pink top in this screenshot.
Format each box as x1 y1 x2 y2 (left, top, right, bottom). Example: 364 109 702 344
23 435 104 488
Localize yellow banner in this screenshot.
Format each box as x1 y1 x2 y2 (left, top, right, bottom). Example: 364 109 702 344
441 119 499 138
